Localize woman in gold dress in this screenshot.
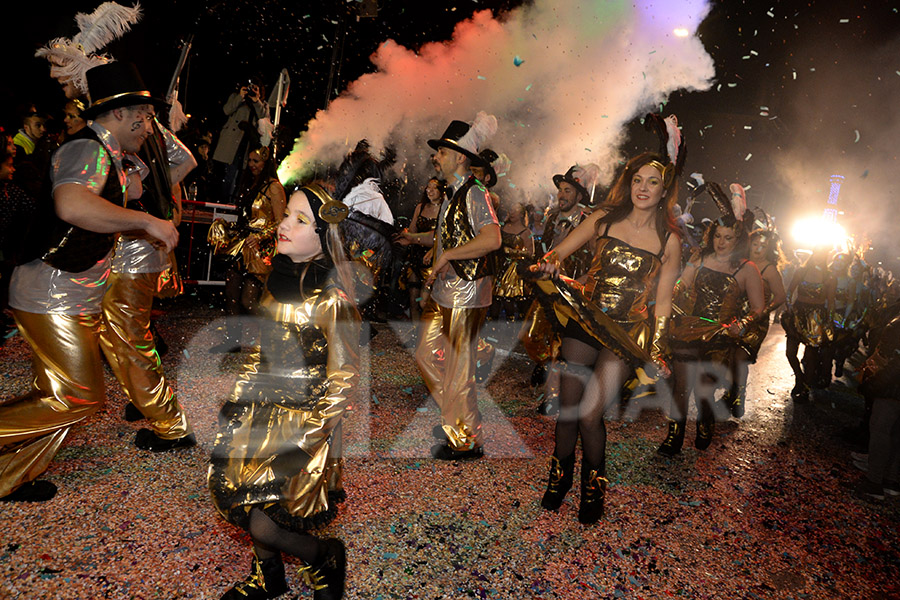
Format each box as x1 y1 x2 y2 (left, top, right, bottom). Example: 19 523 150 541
657 211 765 456
492 201 535 321
209 177 393 599
725 228 788 418
782 248 836 402
532 151 682 523
210 146 286 352
395 177 444 321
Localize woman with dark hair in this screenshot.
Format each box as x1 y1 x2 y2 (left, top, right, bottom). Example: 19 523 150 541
782 247 836 402
532 150 683 523
210 166 394 598
724 228 788 417
395 177 444 320
209 146 286 353
657 195 765 456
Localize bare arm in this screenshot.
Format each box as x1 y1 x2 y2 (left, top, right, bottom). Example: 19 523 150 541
169 152 197 186
543 209 606 262
269 180 287 222
740 262 766 315
54 183 178 252
765 267 787 311
653 234 683 319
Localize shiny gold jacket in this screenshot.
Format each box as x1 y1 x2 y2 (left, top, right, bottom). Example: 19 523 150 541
208 284 360 531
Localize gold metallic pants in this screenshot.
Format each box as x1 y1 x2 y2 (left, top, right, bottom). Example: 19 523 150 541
415 299 486 450
101 271 191 440
0 311 106 497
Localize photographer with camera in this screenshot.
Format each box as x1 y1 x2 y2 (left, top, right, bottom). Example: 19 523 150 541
211 76 270 201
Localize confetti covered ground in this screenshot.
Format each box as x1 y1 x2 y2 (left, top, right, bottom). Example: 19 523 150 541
1 295 898 600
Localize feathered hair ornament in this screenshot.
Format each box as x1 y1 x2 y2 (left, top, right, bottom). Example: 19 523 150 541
729 183 747 222
643 113 687 188
333 139 397 205
35 2 142 97
457 111 498 156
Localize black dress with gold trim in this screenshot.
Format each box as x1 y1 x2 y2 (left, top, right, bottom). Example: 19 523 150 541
670 261 746 363
783 278 832 347
533 224 666 366
208 263 360 532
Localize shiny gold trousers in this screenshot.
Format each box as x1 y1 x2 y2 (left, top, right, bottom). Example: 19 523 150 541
415 299 486 450
0 311 106 497
100 271 192 440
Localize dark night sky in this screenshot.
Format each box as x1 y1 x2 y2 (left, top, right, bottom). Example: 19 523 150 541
3 0 900 267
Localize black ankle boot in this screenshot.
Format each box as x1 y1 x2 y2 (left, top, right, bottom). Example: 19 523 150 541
299 538 347 600
729 385 746 419
540 454 575 511
221 549 288 600
657 419 685 456
790 379 809 403
695 417 714 451
578 466 608 525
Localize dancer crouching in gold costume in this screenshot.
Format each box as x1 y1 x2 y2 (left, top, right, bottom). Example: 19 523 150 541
209 155 394 599
532 125 684 522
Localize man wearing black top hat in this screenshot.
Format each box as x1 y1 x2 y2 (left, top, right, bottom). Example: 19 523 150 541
543 165 596 280
417 113 501 461
0 62 182 502
527 165 597 415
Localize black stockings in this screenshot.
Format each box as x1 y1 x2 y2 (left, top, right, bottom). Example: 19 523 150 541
553 337 629 473
248 508 320 564
669 352 729 423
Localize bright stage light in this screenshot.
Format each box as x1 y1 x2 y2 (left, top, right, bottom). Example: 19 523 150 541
673 28 690 37
791 217 847 248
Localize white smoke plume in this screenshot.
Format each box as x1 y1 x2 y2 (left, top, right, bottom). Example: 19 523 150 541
279 0 715 204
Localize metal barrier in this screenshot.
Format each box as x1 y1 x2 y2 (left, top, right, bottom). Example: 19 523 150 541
177 198 237 285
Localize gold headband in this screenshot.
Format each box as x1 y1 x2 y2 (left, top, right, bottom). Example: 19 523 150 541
90 90 151 108
646 160 675 188
304 183 349 225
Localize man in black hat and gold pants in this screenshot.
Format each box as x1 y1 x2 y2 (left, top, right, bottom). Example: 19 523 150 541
0 63 182 502
416 113 501 461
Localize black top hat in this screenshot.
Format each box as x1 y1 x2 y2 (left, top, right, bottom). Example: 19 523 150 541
82 62 168 120
477 148 499 188
427 120 490 170
552 166 590 201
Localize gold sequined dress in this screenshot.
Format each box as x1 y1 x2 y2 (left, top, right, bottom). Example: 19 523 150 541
670 261 747 363
536 224 666 366
208 179 281 277
783 279 832 347
208 264 360 532
493 228 532 300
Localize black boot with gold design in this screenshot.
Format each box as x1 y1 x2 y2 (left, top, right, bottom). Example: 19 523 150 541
540 454 575 511
298 538 347 600
695 405 715 451
578 465 608 525
220 549 288 600
657 419 685 457
729 385 746 419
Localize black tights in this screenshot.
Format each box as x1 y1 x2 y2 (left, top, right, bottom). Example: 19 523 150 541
553 337 629 473
224 264 264 340
786 337 821 387
669 352 729 423
248 508 320 564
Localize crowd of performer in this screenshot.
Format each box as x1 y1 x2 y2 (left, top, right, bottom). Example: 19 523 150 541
2 3 900 600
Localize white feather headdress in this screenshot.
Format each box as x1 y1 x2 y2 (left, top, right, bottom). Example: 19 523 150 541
457 112 498 156
35 2 142 97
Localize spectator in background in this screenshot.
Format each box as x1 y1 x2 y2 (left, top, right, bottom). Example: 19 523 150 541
12 110 47 157
61 98 87 141
0 132 37 342
12 107 51 199
211 78 269 201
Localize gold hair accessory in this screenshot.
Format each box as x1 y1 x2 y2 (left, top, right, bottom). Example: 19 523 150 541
255 146 271 162
319 201 349 224
71 98 86 112
646 160 675 189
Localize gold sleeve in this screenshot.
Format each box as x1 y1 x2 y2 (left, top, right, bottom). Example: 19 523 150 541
297 288 361 456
